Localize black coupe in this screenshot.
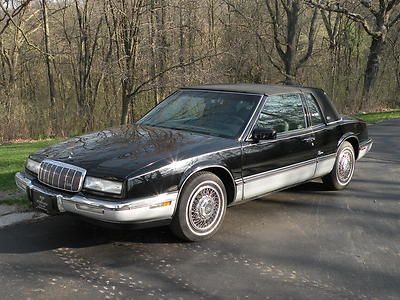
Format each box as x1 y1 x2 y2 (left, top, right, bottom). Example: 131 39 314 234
16 84 372 241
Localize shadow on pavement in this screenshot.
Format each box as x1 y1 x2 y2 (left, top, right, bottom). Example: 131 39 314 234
0 215 179 254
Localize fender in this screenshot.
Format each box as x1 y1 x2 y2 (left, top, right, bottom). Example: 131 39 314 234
179 160 235 188
337 132 359 148
176 161 237 206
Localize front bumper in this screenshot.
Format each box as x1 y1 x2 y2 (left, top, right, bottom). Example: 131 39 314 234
15 172 178 224
358 138 373 160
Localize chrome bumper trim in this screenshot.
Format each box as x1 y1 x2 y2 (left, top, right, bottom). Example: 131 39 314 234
358 139 373 160
15 172 178 223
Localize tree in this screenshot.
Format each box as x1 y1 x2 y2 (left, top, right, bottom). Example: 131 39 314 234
0 0 33 36
64 0 105 131
306 0 400 108
107 0 146 125
225 0 319 84
41 0 57 134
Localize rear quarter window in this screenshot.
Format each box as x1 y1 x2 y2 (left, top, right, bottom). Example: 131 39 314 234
304 93 324 126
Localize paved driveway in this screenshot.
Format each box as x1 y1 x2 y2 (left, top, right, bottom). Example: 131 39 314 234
0 120 399 299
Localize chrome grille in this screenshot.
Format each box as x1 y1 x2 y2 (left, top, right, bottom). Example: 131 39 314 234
38 160 86 192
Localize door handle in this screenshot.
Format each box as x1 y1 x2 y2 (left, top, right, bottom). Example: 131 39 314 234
302 137 315 143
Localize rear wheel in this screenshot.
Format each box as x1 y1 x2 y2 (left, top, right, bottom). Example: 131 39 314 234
170 171 227 242
322 141 356 190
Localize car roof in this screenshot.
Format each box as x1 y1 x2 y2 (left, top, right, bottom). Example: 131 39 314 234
181 83 321 96
181 83 341 123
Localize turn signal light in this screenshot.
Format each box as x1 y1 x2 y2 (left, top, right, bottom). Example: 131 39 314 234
150 201 172 209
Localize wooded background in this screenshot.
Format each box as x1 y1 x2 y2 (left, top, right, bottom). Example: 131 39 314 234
1 0 399 142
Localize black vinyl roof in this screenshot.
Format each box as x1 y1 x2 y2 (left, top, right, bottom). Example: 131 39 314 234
182 83 315 96
181 83 341 123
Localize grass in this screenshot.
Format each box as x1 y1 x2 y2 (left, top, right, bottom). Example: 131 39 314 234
356 109 400 123
0 140 58 193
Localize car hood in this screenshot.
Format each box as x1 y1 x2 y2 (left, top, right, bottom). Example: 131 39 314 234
30 125 234 180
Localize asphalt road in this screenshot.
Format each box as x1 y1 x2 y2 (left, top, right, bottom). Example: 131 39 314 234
0 120 399 300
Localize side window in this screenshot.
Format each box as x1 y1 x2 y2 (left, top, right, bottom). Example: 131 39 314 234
256 94 306 134
304 94 324 126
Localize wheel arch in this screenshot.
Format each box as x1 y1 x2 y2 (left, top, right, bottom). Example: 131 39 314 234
178 163 236 206
338 133 359 159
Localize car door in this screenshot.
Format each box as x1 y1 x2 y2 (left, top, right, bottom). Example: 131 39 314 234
302 92 338 177
241 93 317 200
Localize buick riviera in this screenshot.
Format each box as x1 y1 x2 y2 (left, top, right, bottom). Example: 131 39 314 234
16 84 372 241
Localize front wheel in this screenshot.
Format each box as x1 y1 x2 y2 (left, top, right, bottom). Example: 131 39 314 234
170 171 227 242
322 141 356 190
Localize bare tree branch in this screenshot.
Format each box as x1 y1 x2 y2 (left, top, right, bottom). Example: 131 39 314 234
128 51 225 98
0 0 33 35
304 0 382 37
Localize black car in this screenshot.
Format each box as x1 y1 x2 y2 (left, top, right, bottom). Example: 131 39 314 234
16 84 372 241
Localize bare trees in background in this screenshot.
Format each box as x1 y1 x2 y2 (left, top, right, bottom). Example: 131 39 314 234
0 0 32 35
0 0 400 141
264 0 319 84
306 0 400 108
107 0 145 125
41 0 56 132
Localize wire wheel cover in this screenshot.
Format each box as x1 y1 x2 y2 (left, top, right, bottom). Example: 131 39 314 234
188 185 222 233
337 148 354 184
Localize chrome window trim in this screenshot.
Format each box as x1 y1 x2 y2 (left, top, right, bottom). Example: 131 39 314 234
38 159 87 193
235 95 265 141
180 88 264 97
309 124 326 131
242 128 316 148
303 92 326 126
326 117 343 125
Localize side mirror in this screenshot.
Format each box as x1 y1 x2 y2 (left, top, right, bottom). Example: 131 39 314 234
252 128 277 142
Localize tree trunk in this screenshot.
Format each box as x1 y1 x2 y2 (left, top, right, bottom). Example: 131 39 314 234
179 4 185 84
283 1 299 85
155 1 167 101
149 0 158 106
120 89 130 125
362 36 385 108
41 0 57 135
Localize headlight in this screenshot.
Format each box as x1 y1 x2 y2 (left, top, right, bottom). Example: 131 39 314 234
26 158 40 174
84 176 123 195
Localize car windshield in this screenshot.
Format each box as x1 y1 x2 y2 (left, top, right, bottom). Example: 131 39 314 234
138 90 261 139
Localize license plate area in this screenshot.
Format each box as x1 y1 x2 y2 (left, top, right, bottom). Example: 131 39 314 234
31 190 60 215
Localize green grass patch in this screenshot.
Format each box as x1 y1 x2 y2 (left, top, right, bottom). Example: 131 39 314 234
0 196 31 209
356 110 400 123
0 140 58 192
